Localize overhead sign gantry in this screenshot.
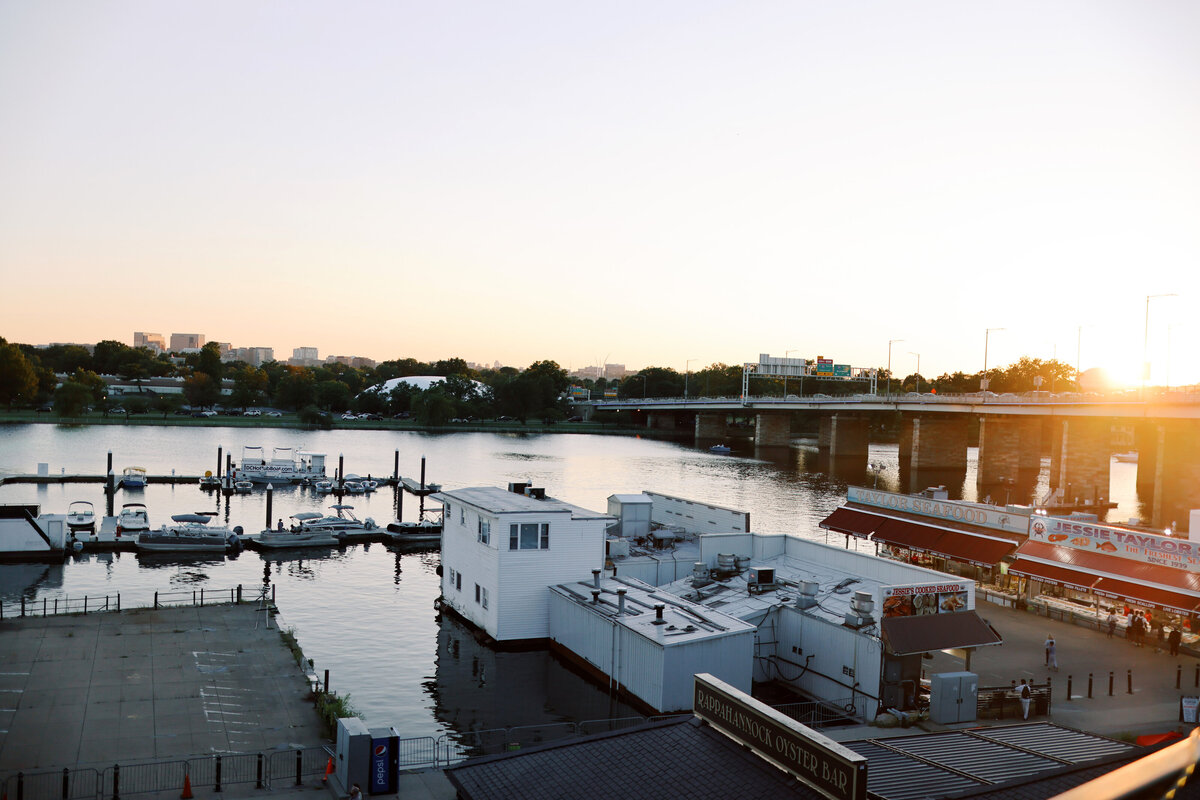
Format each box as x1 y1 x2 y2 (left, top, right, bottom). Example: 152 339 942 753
742 353 878 397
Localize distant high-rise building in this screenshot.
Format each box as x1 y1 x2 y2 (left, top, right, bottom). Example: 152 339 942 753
169 333 205 351
230 347 274 367
350 356 376 369
570 366 603 380
604 363 628 380
292 347 319 364
133 332 166 353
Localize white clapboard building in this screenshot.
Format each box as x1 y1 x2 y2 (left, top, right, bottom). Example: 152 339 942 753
436 484 614 643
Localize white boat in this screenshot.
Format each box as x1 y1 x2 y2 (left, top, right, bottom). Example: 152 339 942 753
313 480 333 493
66 501 96 536
1113 451 1138 463
361 479 378 492
342 480 365 494
234 480 254 494
291 504 378 538
252 514 342 549
199 472 221 490
115 503 150 536
233 446 327 485
121 466 148 489
136 513 242 552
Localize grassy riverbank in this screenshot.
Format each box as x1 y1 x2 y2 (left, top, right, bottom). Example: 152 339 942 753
0 409 656 438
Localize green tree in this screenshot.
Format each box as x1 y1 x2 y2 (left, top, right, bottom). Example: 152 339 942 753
193 342 224 382
0 340 38 408
229 365 270 410
412 387 455 426
184 372 220 409
91 340 132 375
314 380 352 412
53 380 93 416
276 368 316 409
152 394 182 418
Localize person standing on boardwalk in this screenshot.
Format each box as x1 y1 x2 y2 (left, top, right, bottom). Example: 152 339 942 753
1019 680 1032 719
1045 635 1058 670
1107 612 1117 638
1170 626 1182 657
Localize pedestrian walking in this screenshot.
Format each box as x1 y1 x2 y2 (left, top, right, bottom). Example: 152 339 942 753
1045 635 1058 670
1019 679 1032 719
1106 611 1117 638
1170 627 1182 657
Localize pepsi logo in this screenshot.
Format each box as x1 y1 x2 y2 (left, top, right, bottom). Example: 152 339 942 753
374 744 386 756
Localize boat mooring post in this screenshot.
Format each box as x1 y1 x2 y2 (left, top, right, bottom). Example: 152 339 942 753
217 446 223 479
338 454 344 487
107 451 113 477
396 484 403 521
393 450 399 481
106 470 115 516
419 456 426 518
265 484 273 530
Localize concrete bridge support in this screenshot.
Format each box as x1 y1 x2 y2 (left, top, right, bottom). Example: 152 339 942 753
1048 418 1112 506
646 413 678 431
1148 422 1200 532
817 415 870 475
754 413 791 448
695 413 726 440
977 416 1042 503
899 415 969 495
1134 421 1161 497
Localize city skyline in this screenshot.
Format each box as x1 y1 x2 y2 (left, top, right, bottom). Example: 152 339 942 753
2 2 1197 385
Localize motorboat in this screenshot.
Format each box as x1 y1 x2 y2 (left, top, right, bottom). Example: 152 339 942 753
115 503 150 536
709 444 732 455
234 480 254 494
66 501 96 536
136 513 242 552
251 514 341 549
199 472 221 490
361 479 378 492
1113 451 1138 463
291 504 378 539
120 466 148 489
233 446 327 484
342 479 365 494
313 480 333 493
387 518 442 544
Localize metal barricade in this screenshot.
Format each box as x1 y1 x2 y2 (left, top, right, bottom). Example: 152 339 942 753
4 768 100 800
101 760 188 800
395 736 438 768
265 746 333 789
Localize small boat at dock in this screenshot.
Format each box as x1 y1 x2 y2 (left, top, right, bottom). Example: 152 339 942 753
120 466 147 489
137 513 242 552
234 446 327 485
115 503 150 536
66 501 96 536
234 480 254 494
249 513 341 549
288 504 378 539
387 518 442 544
709 444 732 455
199 472 221 490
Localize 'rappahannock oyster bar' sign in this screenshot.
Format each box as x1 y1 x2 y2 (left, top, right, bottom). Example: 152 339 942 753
693 673 867 800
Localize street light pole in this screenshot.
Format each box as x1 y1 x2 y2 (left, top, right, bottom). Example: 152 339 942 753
909 352 920 393
684 359 697 399
887 339 904 398
983 328 1004 391
1143 293 1177 395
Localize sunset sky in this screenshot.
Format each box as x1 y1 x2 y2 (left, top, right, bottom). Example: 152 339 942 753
2 2 1197 385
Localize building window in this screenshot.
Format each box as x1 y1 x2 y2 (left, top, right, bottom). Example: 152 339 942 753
509 522 547 550
447 567 456 587
456 572 462 591
478 519 490 545
461 507 466 525
481 587 489 609
445 503 452 522
475 583 481 603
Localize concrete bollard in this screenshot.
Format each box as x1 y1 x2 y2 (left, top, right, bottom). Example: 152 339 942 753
1088 673 1093 699
1127 669 1133 695
1109 671 1114 697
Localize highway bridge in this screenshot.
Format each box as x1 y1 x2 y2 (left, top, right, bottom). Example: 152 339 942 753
576 389 1200 532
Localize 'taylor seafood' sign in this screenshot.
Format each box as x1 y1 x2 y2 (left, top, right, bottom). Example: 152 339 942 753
1028 516 1200 571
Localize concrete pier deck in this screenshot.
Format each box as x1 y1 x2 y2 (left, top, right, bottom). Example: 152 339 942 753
0 603 326 772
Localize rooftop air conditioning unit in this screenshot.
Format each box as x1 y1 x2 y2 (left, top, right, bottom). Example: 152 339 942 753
796 580 819 610
850 591 875 616
606 538 630 559
748 566 775 593
524 487 546 500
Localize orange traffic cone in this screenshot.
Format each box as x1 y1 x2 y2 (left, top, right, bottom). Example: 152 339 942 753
323 757 335 782
180 774 193 800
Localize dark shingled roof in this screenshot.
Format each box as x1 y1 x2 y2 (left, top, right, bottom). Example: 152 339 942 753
881 611 1003 655
445 716 827 800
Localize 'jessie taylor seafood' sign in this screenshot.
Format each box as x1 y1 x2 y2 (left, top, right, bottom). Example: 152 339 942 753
880 582 973 617
1028 516 1200 571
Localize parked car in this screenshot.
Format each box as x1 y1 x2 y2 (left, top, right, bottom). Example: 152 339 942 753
265 410 283 417
110 406 126 414
243 409 261 417
37 404 52 413
392 412 411 420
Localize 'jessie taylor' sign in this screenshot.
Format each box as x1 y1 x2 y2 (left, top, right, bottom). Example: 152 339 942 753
693 674 867 800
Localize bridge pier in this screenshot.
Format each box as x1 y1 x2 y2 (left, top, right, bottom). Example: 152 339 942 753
900 414 968 495
646 413 678 431
977 416 1041 503
1148 422 1200 532
695 413 726 440
817 415 869 475
1048 418 1112 509
1134 421 1160 497
754 413 791 448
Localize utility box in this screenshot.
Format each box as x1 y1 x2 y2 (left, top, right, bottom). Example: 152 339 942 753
333 717 371 796
929 671 978 724
367 726 400 794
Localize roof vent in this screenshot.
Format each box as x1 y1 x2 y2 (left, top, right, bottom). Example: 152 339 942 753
524 487 546 500
796 580 819 610
508 482 530 495
850 591 874 615
653 604 666 625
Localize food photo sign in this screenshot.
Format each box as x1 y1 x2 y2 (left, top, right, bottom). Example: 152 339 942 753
880 581 974 618
1027 516 1200 571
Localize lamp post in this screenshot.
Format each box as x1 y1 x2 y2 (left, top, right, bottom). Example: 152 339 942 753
1143 293 1177 395
982 328 1004 391
909 352 920 393
887 339 904 398
784 349 800 398
684 359 697 399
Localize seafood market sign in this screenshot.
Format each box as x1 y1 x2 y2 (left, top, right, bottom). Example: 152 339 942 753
1028 517 1200 571
880 581 974 617
847 487 1030 535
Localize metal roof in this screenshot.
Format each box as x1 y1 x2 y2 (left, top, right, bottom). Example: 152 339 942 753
877 731 1065 784
438 486 614 520
970 722 1135 765
849 740 983 800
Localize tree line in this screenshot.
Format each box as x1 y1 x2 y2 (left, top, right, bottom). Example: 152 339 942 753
0 336 1080 424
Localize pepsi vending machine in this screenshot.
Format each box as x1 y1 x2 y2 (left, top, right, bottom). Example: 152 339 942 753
367 726 399 794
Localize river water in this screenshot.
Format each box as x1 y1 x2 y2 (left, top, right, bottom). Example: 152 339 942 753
0 423 1141 745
